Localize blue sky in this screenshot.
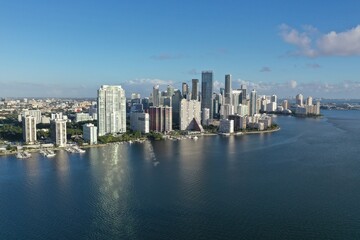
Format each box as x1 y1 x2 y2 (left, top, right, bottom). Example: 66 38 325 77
1 0 360 98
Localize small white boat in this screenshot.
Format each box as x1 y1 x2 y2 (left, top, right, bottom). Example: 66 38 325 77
16 151 31 159
72 146 86 153
45 149 56 157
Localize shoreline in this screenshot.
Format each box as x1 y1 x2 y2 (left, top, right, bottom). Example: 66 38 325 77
240 127 281 135
0 127 280 157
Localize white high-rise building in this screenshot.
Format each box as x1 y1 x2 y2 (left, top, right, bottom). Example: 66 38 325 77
179 99 202 131
22 115 37 144
83 123 97 145
237 104 249 117
282 100 289 109
306 96 313 106
97 85 126 136
296 94 304 106
152 85 160 106
51 119 67 147
271 95 277 104
130 112 149 133
232 89 242 113
220 104 234 119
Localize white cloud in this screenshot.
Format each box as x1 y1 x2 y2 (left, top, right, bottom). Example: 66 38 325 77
318 25 360 56
279 24 360 57
279 24 317 57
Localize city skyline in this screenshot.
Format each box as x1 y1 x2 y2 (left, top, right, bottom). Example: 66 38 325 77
1 1 360 98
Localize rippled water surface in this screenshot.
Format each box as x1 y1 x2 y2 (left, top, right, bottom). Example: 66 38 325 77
1 110 360 239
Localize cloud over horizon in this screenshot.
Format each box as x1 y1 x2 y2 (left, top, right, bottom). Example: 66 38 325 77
2 78 360 99
280 24 360 57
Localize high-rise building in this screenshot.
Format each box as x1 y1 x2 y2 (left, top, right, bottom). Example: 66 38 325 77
232 89 242 113
83 123 97 145
225 74 232 104
240 85 247 104
152 85 160 106
149 106 172 133
271 95 277 104
179 99 203 131
306 96 313 106
142 98 150 111
201 71 214 119
237 104 249 117
130 112 149 133
219 119 234 134
167 85 174 97
97 85 126 136
171 90 182 127
51 119 67 147
22 115 37 144
250 89 257 116
191 79 199 101
282 100 289 109
296 94 304 106
202 108 210 126
182 82 189 99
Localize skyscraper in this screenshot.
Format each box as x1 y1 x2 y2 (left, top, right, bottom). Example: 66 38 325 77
22 115 37 144
182 82 189 99
201 71 213 118
191 79 199 100
51 118 67 147
240 85 247 104
306 96 313 106
97 85 126 136
225 74 232 104
152 85 160 106
167 85 174 97
296 94 304 106
250 89 257 116
172 90 182 127
179 99 202 131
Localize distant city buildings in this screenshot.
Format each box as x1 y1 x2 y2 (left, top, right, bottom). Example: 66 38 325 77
0 70 325 148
